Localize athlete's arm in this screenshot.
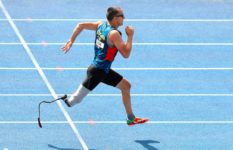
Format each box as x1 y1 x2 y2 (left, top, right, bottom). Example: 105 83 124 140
62 21 102 53
109 26 134 58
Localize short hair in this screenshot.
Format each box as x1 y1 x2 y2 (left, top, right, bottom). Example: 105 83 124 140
106 7 120 21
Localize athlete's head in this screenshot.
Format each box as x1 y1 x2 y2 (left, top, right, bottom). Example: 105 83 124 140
106 7 125 27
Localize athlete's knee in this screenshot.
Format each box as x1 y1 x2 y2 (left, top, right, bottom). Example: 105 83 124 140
125 80 131 91
68 84 90 106
69 95 83 106
118 79 131 92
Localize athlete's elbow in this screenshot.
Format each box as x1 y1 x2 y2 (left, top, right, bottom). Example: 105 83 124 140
75 23 84 31
124 50 132 58
120 47 131 58
122 53 130 59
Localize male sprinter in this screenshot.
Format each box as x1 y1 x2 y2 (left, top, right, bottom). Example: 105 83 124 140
62 7 148 126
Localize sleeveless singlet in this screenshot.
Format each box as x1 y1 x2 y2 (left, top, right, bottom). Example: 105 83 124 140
92 22 121 73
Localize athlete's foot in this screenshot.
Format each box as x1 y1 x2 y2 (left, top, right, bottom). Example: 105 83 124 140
127 117 149 126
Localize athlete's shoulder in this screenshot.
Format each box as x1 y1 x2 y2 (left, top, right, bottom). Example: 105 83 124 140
96 21 104 28
109 30 122 36
108 30 122 45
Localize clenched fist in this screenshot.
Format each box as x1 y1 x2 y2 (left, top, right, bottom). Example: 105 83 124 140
125 26 134 37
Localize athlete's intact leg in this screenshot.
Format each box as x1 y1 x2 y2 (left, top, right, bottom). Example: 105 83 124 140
99 69 149 125
116 78 134 116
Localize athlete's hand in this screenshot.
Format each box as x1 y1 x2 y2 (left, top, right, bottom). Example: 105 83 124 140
125 26 134 37
62 40 73 53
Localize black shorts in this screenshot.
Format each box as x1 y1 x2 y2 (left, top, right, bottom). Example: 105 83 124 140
82 65 123 91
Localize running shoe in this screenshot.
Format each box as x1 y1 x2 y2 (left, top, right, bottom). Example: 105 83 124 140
127 117 149 126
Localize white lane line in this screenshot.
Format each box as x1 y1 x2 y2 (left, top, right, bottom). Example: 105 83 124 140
1 121 233 124
1 42 233 46
0 1 88 150
1 67 233 71
1 18 233 22
1 94 233 97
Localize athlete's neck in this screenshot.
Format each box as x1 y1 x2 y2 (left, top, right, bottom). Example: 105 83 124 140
108 21 119 29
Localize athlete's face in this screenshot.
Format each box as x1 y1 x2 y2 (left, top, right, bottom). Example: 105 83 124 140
115 9 125 26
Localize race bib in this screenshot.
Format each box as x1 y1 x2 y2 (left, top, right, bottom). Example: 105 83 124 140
96 39 104 49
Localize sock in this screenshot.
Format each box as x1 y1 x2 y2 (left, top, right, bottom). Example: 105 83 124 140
127 114 135 121
68 84 90 106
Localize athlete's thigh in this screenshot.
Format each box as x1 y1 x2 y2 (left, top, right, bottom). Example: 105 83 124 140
82 65 107 91
102 69 123 87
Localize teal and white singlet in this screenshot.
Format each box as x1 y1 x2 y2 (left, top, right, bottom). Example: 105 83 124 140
92 22 121 73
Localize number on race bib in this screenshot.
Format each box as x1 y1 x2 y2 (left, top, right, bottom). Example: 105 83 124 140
96 39 104 49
